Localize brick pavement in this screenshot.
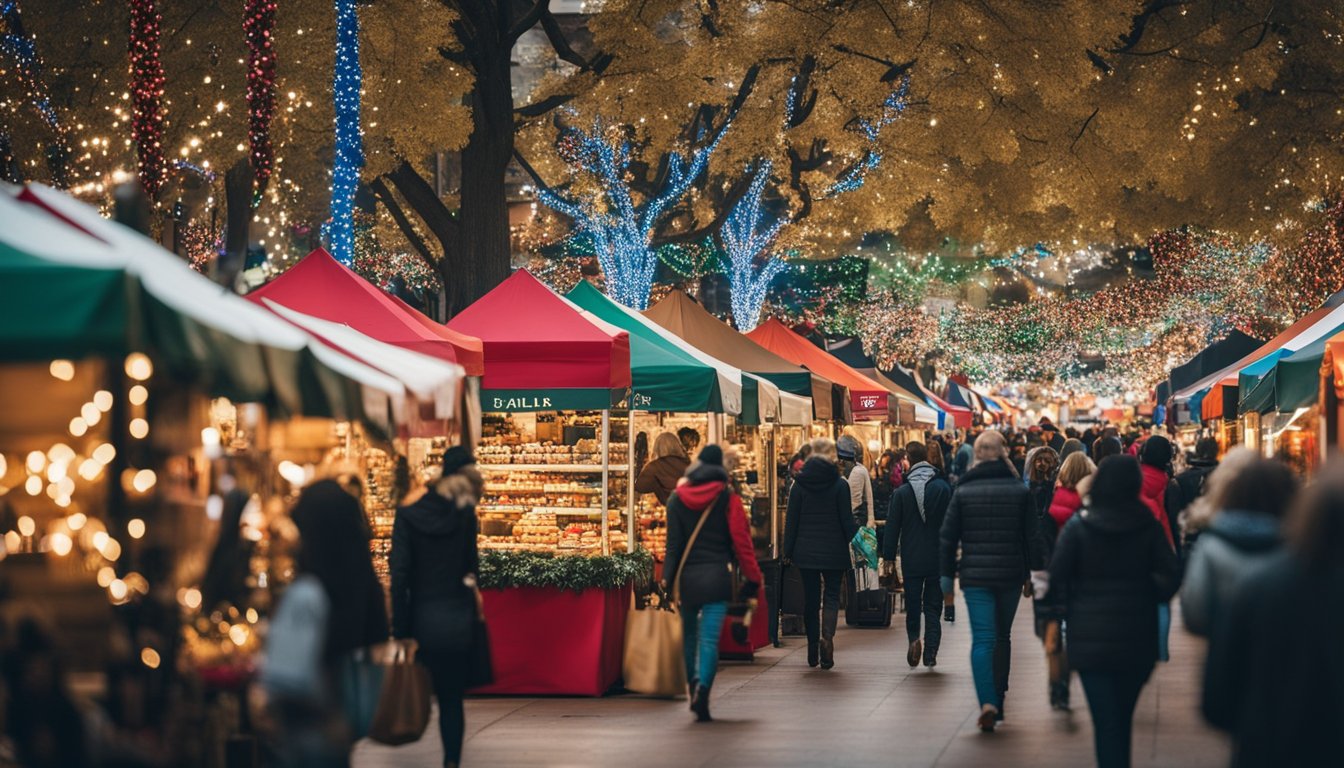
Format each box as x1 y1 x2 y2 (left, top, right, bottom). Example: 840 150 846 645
353 597 1230 767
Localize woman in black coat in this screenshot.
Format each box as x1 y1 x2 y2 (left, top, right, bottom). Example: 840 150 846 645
1048 456 1181 768
389 447 483 768
782 438 858 670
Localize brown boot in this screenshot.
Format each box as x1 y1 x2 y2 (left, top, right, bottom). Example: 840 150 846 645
820 608 838 669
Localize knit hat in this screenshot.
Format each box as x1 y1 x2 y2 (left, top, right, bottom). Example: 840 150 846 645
1089 455 1143 509
1140 434 1174 469
696 444 724 466
441 445 477 476
836 435 861 461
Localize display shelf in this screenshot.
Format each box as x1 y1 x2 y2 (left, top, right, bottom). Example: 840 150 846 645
479 463 629 473
553 509 605 516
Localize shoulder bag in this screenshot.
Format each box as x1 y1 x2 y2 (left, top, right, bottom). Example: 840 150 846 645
622 492 717 696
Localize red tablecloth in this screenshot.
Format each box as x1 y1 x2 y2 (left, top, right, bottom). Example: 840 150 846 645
471 584 631 696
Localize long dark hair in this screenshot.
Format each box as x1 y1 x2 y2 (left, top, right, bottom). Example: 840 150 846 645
290 480 389 660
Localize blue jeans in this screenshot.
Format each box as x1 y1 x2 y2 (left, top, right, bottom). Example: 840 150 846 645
681 602 728 689
963 586 1021 710
1157 603 1171 662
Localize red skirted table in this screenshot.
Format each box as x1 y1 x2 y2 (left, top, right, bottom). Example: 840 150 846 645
471 583 632 696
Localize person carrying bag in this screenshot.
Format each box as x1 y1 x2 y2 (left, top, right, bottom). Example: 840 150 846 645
662 445 764 722
388 447 488 768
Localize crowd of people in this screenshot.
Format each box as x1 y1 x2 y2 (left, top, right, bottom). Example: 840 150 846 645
7 418 1339 768
777 420 1342 767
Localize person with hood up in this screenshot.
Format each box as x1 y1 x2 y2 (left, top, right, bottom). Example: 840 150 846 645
783 438 859 670
883 441 952 669
1059 438 1086 463
1138 435 1181 662
837 434 875 529
635 432 691 505
1179 454 1297 637
266 479 390 768
1034 451 1096 711
662 445 764 722
389 447 484 768
1202 461 1344 767
940 430 1043 732
1048 456 1181 768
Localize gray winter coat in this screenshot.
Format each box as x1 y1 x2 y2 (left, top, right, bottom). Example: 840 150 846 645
1179 510 1281 637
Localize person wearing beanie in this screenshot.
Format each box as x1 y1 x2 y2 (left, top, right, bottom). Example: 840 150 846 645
1138 435 1181 665
388 446 484 768
1048 456 1181 768
837 434 876 529
663 444 763 722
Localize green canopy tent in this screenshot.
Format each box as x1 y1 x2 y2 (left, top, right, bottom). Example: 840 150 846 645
566 281 750 417
1239 334 1333 416
2 187 464 433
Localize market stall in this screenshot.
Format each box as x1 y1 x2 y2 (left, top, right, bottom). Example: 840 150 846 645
567 282 783 655
821 335 943 446
1319 333 1344 454
446 269 638 695
2 186 471 761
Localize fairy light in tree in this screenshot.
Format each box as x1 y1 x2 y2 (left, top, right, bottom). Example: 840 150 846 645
537 116 730 310
325 0 363 265
128 0 167 199
243 0 277 206
722 160 787 331
0 0 71 185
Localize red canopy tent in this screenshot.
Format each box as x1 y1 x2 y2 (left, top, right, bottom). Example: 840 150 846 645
245 248 484 375
446 269 631 409
746 318 890 421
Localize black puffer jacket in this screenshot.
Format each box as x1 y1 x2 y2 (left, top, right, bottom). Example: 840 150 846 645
1048 501 1181 671
389 476 479 651
940 459 1042 588
783 457 858 571
883 463 952 577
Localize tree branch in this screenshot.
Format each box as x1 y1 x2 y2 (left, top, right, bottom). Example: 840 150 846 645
369 176 440 273
509 0 548 43
515 92 577 118
1072 107 1100 152
385 160 458 253
650 172 756 248
540 8 597 69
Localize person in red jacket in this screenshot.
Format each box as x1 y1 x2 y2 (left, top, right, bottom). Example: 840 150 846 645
1138 435 1180 663
662 445 764 722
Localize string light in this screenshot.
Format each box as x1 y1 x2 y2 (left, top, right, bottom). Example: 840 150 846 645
128 0 167 198
325 0 364 265
0 0 71 184
538 114 731 310
722 160 786 331
243 0 277 205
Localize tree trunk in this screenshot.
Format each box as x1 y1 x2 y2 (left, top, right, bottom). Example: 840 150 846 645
447 43 514 317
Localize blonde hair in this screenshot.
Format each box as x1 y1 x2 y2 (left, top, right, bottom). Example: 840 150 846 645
809 437 838 463
653 432 687 460
1056 452 1096 490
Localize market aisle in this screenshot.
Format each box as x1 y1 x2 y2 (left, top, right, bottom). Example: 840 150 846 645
353 597 1230 767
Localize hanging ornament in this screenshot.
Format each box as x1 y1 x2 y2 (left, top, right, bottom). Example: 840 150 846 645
243 0 277 206
128 0 167 199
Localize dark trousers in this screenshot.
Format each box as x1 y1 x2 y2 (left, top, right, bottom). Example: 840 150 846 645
420 653 466 766
799 568 844 645
1080 668 1152 768
902 573 943 654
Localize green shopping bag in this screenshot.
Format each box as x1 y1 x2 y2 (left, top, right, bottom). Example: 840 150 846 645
850 526 879 570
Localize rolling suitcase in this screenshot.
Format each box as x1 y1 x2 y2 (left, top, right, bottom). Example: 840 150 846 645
844 570 893 628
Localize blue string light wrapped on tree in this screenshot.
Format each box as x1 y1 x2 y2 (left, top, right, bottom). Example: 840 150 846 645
326 0 363 265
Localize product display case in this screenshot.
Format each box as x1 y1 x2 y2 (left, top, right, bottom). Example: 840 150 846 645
475 410 630 555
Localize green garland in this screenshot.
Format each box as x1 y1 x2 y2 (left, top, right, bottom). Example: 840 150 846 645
478 549 653 591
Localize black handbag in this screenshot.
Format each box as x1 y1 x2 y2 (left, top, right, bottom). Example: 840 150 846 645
465 580 494 688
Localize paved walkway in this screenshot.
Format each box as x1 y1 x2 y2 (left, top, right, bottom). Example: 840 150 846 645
354 597 1230 767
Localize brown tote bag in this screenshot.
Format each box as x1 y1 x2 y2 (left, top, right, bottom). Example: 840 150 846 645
622 501 714 697
368 644 432 746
